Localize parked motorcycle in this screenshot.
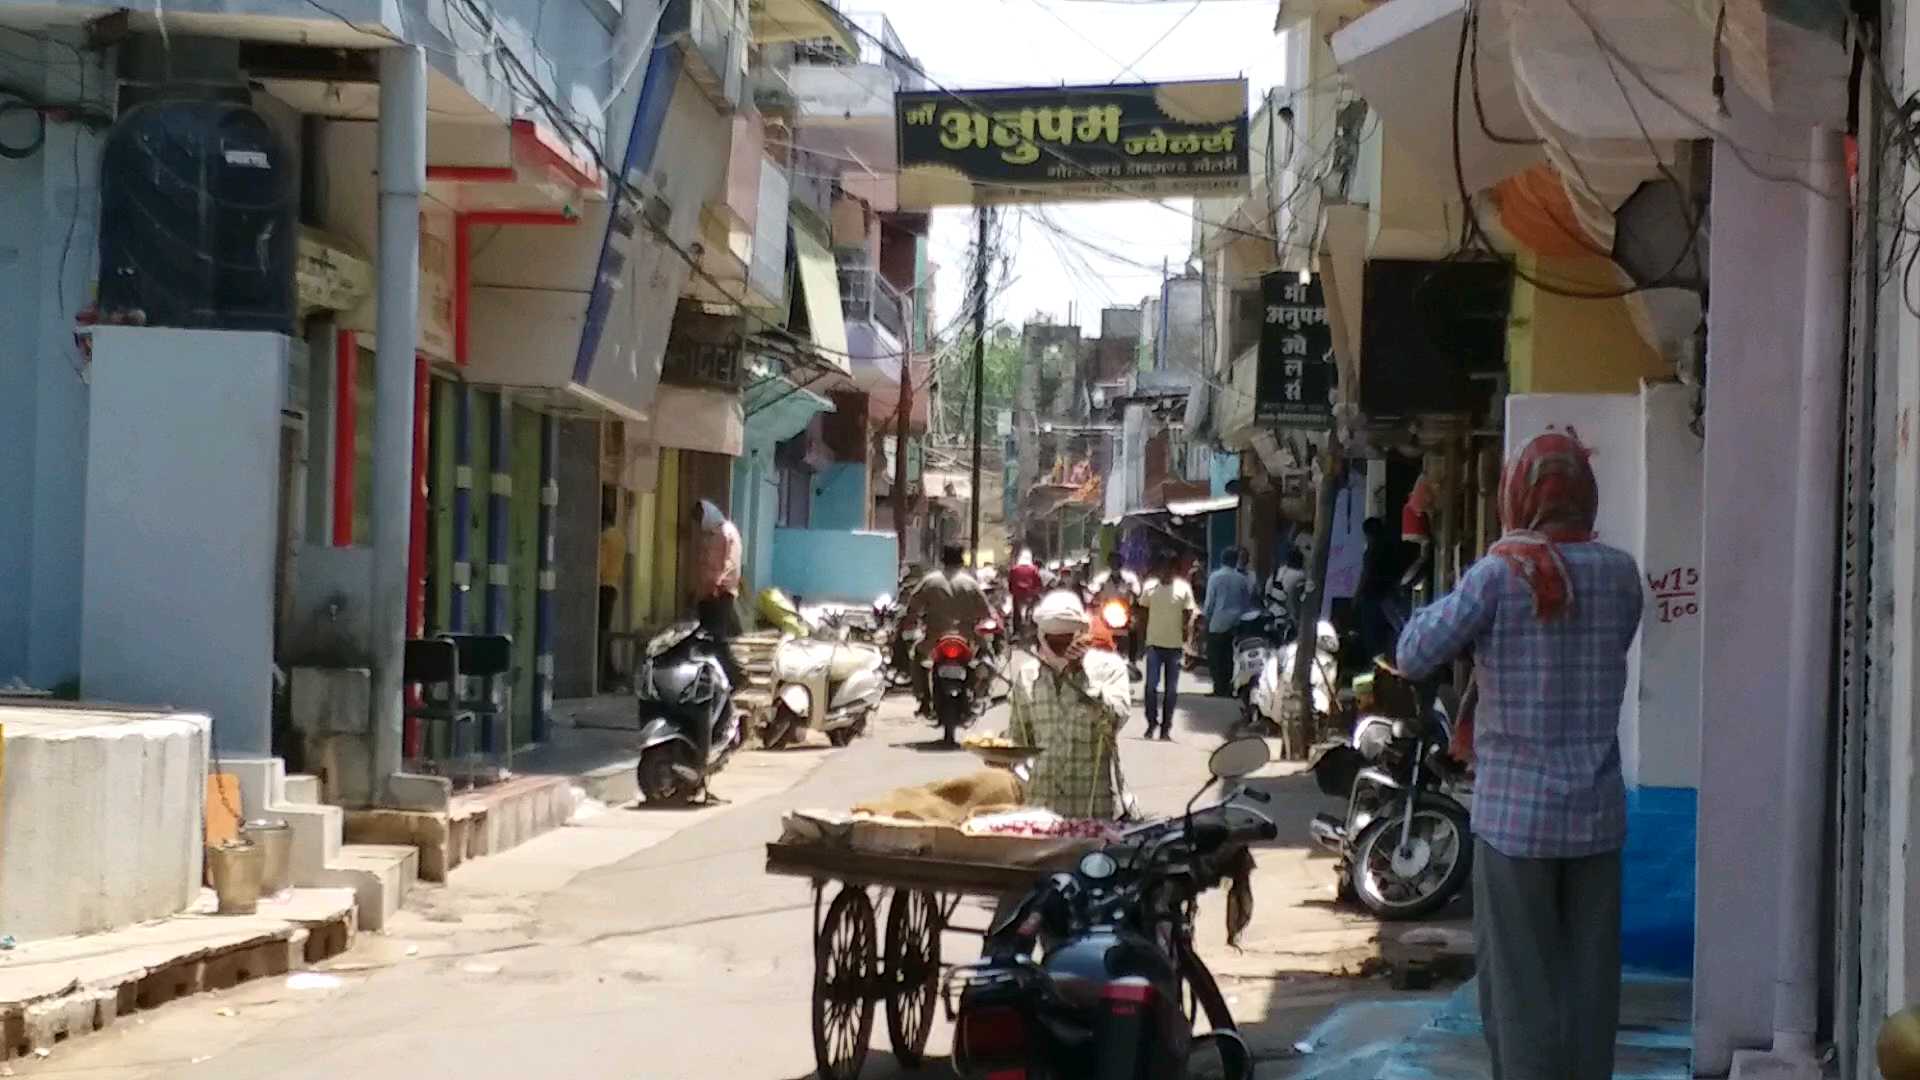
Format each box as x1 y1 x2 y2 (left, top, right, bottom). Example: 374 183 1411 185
634 622 743 806
870 592 917 692
948 737 1278 1079
765 622 887 749
1307 662 1473 919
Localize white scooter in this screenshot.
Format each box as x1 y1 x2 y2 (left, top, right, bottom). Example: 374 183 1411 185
764 622 888 749
1248 619 1342 735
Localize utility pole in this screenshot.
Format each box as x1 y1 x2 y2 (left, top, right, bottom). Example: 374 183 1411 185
1287 439 1342 759
969 206 989 566
892 329 913 566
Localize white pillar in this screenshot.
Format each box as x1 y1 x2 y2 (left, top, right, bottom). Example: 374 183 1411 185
1727 127 1846 1080
370 47 425 796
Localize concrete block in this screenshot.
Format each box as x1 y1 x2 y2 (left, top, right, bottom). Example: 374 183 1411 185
283 773 322 804
274 802 344 884
0 706 209 942
316 844 416 931
385 771 452 811
224 756 286 821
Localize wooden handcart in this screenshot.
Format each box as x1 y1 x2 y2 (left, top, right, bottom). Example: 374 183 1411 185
766 839 1063 1080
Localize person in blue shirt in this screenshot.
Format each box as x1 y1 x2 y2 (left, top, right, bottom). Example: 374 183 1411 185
1201 548 1256 697
1395 431 1643 1080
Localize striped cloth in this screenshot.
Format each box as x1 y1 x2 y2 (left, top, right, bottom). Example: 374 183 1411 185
1395 543 1643 859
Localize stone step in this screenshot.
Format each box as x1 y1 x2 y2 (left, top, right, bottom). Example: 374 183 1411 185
314 844 417 932
283 773 322 805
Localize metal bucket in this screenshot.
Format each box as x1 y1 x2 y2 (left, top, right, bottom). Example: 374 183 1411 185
207 839 263 915
242 819 292 898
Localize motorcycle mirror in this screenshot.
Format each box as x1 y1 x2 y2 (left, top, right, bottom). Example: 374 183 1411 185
1189 1030 1254 1080
1208 736 1271 781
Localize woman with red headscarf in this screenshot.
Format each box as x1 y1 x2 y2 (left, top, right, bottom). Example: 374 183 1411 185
1395 431 1644 1080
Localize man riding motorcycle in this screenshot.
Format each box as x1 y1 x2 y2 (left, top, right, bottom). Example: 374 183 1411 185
903 543 993 717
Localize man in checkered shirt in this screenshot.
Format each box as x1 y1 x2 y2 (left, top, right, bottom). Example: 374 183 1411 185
1396 432 1643 1080
1008 591 1133 820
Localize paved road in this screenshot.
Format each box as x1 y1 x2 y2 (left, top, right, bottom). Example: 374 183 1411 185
19 690 1439 1079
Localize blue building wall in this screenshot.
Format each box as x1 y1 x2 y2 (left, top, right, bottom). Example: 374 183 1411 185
771 528 896 604
1622 786 1697 974
812 462 868 531
0 33 108 687
731 447 779 606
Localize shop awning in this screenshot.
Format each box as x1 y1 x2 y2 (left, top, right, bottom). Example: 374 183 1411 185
646 384 745 457
751 0 858 54
744 370 835 445
792 224 851 375
1330 0 1541 194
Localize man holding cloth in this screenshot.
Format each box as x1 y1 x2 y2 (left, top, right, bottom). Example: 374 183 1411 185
1395 432 1642 1080
1007 590 1134 819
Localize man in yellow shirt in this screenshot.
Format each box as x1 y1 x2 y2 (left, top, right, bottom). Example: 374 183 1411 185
598 495 624 687
1136 552 1197 740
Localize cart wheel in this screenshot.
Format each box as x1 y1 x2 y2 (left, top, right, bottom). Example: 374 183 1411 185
884 890 942 1066
813 886 878 1080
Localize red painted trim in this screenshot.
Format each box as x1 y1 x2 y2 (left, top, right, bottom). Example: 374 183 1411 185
454 217 472 367
461 210 578 227
452 211 577 368
426 164 518 183
332 331 357 547
511 117 604 192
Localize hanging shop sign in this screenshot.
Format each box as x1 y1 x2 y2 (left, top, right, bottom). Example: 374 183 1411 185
1256 271 1335 427
894 79 1249 207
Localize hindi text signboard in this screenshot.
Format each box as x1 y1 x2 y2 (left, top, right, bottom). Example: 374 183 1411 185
894 79 1249 207
1257 271 1335 427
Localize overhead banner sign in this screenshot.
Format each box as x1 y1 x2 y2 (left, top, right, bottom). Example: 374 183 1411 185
894 79 1249 207
1257 271 1335 427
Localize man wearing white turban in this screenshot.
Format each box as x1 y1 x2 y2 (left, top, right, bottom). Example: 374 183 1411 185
1007 590 1134 819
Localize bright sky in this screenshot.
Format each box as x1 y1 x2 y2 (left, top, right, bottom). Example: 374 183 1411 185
868 0 1288 337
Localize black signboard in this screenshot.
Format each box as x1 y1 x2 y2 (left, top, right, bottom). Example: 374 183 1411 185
1358 259 1512 417
894 79 1249 207
1257 271 1335 427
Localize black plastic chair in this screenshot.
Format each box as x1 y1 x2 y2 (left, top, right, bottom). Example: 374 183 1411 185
404 637 477 781
439 633 513 771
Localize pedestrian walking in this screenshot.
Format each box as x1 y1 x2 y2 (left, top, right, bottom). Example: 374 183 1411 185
598 494 625 687
1008 549 1043 635
1394 432 1643 1080
1202 548 1256 696
692 499 745 690
1137 553 1197 740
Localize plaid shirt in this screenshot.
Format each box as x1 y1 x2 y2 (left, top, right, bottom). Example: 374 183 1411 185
1008 650 1133 819
1396 542 1643 859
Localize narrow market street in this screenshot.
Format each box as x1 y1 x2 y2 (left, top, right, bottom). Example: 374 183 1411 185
12 693 1457 1080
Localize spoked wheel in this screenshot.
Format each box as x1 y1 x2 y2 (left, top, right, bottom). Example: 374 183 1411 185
812 886 878 1080
884 890 942 1066
1352 799 1474 920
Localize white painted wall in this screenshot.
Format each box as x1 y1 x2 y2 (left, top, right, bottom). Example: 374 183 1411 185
1635 382 1704 789
82 328 287 758
1505 392 1644 775
0 30 110 690
0 705 208 941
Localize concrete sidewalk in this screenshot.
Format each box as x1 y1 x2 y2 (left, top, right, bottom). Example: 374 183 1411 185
1272 973 1693 1079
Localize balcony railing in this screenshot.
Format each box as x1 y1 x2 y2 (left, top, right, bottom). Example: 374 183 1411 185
838 264 908 345
661 337 747 391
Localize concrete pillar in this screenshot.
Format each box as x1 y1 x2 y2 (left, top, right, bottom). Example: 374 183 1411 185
370 47 426 798
1695 103 1827 1075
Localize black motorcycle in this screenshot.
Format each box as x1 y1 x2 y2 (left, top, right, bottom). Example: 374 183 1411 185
1307 663 1472 919
948 737 1278 1079
633 622 742 806
926 628 987 745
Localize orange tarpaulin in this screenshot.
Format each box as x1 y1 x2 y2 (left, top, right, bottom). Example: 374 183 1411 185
1492 163 1604 259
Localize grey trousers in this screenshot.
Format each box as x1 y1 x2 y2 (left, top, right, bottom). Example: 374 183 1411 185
1472 839 1623 1080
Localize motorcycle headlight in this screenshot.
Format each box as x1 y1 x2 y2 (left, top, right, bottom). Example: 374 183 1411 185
1353 718 1394 762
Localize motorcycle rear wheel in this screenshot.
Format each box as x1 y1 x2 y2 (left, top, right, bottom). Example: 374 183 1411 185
1350 800 1473 920
637 743 699 806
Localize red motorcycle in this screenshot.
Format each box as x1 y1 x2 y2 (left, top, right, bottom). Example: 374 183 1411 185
927 617 1001 746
